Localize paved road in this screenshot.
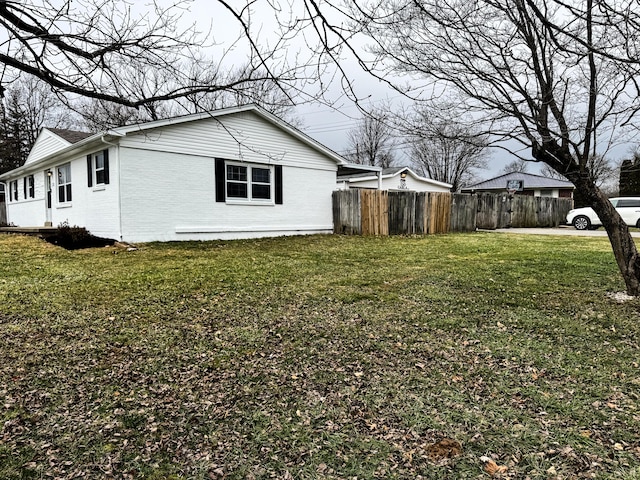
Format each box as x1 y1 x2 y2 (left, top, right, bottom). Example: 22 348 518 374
484 225 640 237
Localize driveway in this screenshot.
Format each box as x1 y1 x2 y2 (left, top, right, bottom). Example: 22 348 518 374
484 225 640 237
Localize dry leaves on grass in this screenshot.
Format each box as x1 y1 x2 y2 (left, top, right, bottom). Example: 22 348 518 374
426 438 462 462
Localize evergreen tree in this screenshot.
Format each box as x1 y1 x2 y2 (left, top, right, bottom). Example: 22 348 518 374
619 154 640 196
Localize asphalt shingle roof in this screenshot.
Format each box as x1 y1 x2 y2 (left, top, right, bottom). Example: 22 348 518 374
464 172 574 190
47 128 93 144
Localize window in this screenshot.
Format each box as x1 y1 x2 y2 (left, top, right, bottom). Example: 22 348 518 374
23 175 34 199
9 180 18 202
226 163 272 201
215 159 283 204
251 167 271 199
57 163 72 203
87 149 110 187
616 199 640 208
226 165 248 198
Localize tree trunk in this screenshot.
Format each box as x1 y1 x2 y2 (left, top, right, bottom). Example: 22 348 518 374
566 172 640 295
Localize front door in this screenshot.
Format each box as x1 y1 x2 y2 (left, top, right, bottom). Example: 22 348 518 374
45 170 52 226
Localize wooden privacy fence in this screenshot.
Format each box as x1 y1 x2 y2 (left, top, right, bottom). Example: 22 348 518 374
475 193 573 229
333 190 476 235
333 190 572 235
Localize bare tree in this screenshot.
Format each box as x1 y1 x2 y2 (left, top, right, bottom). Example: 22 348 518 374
405 106 488 191
345 109 396 168
75 61 300 130
298 1 640 294
0 1 323 110
0 76 79 172
501 159 530 175
540 164 568 181
174 64 299 123
543 154 615 202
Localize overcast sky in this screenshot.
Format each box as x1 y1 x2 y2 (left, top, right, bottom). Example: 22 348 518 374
172 1 584 179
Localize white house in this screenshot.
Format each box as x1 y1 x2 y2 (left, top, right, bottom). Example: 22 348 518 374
0 105 352 243
337 166 452 192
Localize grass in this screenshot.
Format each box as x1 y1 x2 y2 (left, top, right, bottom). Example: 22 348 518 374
0 232 639 479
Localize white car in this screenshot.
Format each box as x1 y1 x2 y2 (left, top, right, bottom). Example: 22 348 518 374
566 197 640 230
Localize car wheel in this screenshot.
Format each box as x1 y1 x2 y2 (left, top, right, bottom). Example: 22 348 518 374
636 219 640 229
573 215 591 230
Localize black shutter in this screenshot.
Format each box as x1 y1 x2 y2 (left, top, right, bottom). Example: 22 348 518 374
215 158 226 202
87 154 93 187
23 177 26 198
275 165 283 205
103 149 110 184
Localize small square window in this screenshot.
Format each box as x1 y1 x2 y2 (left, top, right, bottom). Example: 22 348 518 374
227 165 247 182
252 168 270 184
228 182 248 198
252 184 271 199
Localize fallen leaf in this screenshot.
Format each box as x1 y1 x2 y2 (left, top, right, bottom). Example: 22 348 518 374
481 457 508 476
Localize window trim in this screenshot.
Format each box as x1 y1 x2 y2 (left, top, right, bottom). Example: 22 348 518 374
215 158 283 205
87 149 110 188
26 175 34 199
224 161 274 204
10 180 18 202
57 163 72 204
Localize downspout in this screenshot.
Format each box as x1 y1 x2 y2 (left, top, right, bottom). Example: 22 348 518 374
378 171 382 190
101 135 123 241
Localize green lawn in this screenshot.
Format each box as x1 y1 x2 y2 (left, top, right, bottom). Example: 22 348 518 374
1 232 639 479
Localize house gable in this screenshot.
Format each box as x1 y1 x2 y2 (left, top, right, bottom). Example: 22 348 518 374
24 129 70 166
117 109 340 172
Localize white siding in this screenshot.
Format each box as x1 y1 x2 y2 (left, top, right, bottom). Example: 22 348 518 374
5 172 47 226
24 131 71 165
45 148 121 239
118 111 337 172
119 148 335 242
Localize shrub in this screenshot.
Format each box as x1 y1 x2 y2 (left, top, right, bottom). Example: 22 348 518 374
46 222 115 250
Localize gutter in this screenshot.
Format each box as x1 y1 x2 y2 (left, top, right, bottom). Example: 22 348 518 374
0 130 124 181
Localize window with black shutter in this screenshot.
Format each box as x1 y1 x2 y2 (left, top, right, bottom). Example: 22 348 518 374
87 149 110 187
215 160 281 204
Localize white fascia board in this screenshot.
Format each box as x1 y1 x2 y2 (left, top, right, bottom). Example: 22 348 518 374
0 132 124 180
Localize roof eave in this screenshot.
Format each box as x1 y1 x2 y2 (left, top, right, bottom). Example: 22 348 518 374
0 131 123 180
